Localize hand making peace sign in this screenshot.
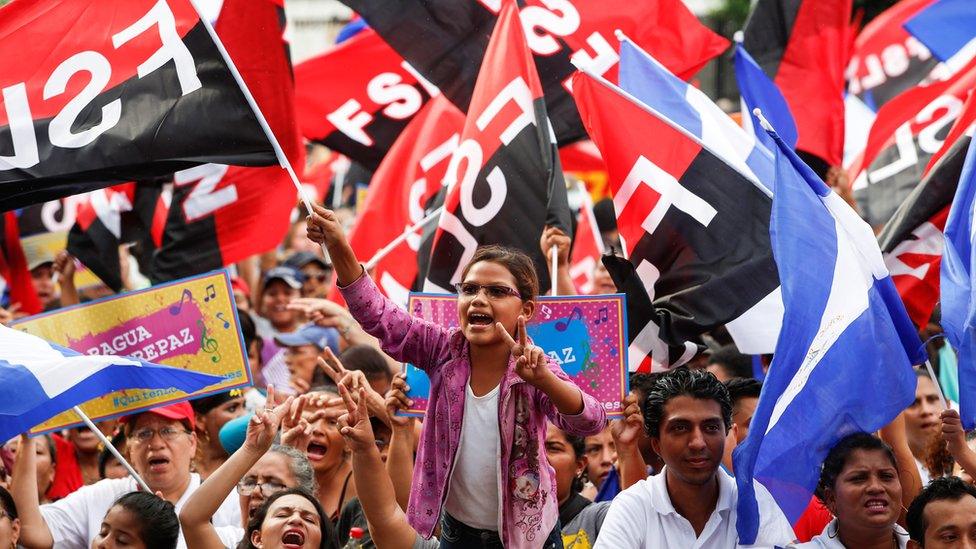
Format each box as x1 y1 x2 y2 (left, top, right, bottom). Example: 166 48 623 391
495 315 553 385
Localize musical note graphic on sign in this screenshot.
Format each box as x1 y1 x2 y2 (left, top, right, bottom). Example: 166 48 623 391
556 307 583 332
593 307 609 325
203 284 217 302
168 289 193 315
198 319 220 363
540 304 553 319
216 312 231 329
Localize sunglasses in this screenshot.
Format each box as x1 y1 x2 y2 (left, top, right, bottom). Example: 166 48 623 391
303 272 331 283
454 282 521 300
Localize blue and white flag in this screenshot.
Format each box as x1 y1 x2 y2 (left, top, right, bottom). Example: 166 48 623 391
733 117 924 544
939 135 976 429
0 324 223 441
617 34 775 194
733 39 798 156
904 0 976 63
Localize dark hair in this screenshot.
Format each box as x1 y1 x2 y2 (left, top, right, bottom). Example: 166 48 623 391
629 372 664 413
339 345 393 383
724 378 763 412
459 245 539 302
111 492 179 549
239 310 257 349
0 486 17 521
907 476 976 545
98 431 126 479
708 345 753 380
642 367 732 438
592 198 618 233
815 432 897 503
238 488 338 549
40 434 56 464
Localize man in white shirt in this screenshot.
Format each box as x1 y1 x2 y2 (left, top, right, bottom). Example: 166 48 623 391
595 368 795 548
14 402 239 549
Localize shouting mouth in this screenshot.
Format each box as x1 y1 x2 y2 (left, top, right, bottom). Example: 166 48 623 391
282 528 306 548
306 442 328 461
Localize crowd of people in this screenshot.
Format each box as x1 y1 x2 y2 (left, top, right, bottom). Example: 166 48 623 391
0 195 972 549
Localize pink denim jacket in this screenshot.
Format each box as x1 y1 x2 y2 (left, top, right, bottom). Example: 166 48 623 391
340 273 606 548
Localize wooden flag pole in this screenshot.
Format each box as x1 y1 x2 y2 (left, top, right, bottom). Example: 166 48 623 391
550 245 558 296
72 406 152 493
364 207 444 271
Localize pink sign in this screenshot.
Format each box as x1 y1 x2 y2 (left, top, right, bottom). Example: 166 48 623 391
402 293 629 418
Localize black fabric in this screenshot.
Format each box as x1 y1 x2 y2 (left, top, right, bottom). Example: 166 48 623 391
0 23 274 212
558 492 592 527
741 0 803 78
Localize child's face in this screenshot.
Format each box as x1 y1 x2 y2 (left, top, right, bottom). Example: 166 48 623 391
457 261 534 348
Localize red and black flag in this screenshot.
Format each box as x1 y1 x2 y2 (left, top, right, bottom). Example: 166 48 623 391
850 58 976 226
742 0 851 171
421 0 571 295
150 0 302 282
66 182 168 292
846 0 939 110
0 0 277 212
294 28 440 171
879 90 976 327
0 211 42 315
572 70 777 372
345 95 465 306
337 0 728 151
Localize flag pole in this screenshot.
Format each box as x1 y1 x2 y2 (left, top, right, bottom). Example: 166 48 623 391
72 406 152 493
550 246 558 296
185 1 324 241
364 207 444 270
922 360 950 410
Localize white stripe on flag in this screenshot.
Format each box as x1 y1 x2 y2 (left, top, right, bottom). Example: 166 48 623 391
1 326 141 398
765 197 875 434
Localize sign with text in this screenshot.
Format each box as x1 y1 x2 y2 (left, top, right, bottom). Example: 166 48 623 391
401 293 628 418
13 270 250 434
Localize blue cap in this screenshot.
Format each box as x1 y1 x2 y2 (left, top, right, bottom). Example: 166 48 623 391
263 266 302 289
219 413 251 455
274 323 338 350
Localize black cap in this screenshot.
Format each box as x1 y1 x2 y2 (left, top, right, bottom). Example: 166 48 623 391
283 251 332 271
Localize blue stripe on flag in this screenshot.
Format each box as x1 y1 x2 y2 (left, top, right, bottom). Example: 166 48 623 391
733 122 920 544
734 44 798 152
904 0 976 62
939 135 976 429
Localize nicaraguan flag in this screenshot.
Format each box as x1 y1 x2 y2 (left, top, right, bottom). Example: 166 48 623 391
618 34 775 193
939 135 976 429
904 0 976 62
616 33 783 355
733 115 924 544
733 38 798 158
0 324 223 441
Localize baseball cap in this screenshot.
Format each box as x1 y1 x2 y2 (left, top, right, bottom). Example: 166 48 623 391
190 389 244 416
263 266 302 290
274 323 337 350
283 251 332 271
119 401 195 431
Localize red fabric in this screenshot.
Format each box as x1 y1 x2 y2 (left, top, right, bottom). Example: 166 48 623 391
46 434 83 501
569 194 604 294
774 0 851 166
559 140 606 174
792 496 833 542
886 207 949 328
345 96 464 304
925 76 976 175
1 211 42 315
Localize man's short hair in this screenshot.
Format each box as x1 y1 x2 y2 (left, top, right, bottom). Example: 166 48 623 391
642 367 733 438
724 378 762 412
907 475 976 544
707 345 753 380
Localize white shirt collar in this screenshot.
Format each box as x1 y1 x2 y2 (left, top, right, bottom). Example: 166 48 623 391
648 466 735 518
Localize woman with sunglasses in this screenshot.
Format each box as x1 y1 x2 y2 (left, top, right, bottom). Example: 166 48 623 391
180 387 338 549
308 206 606 549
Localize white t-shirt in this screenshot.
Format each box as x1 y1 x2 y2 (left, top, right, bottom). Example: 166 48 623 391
915 457 932 487
41 473 240 549
444 382 501 531
786 519 909 548
593 467 795 548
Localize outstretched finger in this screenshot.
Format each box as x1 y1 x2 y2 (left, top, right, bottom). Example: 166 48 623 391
357 387 368 419
318 351 344 384
517 316 528 348
494 322 518 350
338 383 358 416
266 385 277 409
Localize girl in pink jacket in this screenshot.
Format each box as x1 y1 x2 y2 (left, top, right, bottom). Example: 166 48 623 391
307 205 606 548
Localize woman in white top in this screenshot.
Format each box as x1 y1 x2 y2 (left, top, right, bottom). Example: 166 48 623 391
789 433 910 549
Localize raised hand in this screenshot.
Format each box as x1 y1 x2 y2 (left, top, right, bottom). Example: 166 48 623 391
280 395 313 452
540 226 571 267
337 384 376 454
941 408 968 455
0 303 18 326
610 393 644 446
318 349 390 423
52 250 76 282
495 316 552 386
243 386 295 454
385 372 416 429
288 297 357 332
306 204 347 248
